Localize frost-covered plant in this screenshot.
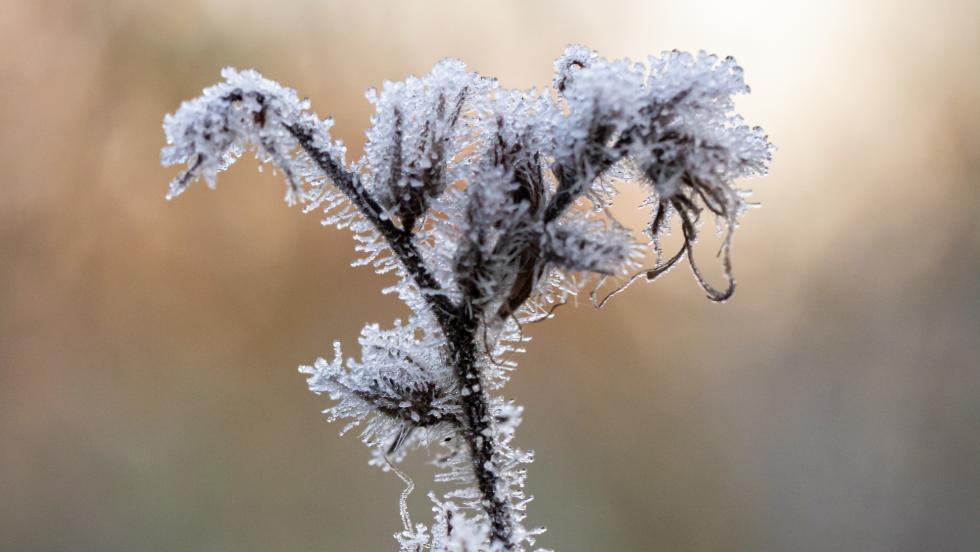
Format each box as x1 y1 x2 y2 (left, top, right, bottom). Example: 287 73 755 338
161 46 772 551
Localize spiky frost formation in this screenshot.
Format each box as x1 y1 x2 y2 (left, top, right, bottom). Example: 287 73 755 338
161 68 344 205
162 45 772 551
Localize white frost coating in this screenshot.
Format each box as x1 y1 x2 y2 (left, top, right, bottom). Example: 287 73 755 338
163 45 773 552
554 46 771 218
363 59 487 228
637 50 771 204
545 216 642 276
161 67 344 205
298 319 459 465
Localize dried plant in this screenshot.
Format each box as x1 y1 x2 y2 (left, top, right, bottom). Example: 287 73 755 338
161 45 772 551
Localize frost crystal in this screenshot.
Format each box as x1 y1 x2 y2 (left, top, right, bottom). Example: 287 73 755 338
163 45 772 551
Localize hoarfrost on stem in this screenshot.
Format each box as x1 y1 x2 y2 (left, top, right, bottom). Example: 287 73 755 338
162 45 772 551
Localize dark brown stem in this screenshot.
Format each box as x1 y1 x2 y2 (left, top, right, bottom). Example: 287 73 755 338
288 123 514 547
444 313 514 546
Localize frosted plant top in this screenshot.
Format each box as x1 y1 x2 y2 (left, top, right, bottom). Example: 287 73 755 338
161 44 773 552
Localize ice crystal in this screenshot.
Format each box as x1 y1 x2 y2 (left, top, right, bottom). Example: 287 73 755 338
162 45 772 551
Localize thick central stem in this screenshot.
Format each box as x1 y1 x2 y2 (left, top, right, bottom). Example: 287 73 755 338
444 314 513 547
291 125 513 547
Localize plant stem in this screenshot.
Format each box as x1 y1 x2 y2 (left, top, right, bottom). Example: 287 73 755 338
290 124 514 548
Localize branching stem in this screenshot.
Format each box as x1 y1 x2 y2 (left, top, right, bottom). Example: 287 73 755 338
289 123 515 547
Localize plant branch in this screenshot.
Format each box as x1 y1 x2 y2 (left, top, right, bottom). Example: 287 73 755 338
288 123 515 548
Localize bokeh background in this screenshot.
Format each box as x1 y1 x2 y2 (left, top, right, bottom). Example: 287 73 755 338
2 0 978 550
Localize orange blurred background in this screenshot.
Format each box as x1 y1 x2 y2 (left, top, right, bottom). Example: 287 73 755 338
2 1 978 550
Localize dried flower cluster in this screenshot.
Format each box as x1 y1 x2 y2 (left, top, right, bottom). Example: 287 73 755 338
162 45 772 551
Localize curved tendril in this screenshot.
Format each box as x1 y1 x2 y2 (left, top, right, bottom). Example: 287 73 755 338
590 241 687 309
384 453 415 534
590 273 635 309
675 200 736 302
523 298 569 324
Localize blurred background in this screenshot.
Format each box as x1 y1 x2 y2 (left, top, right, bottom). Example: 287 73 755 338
2 0 978 550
